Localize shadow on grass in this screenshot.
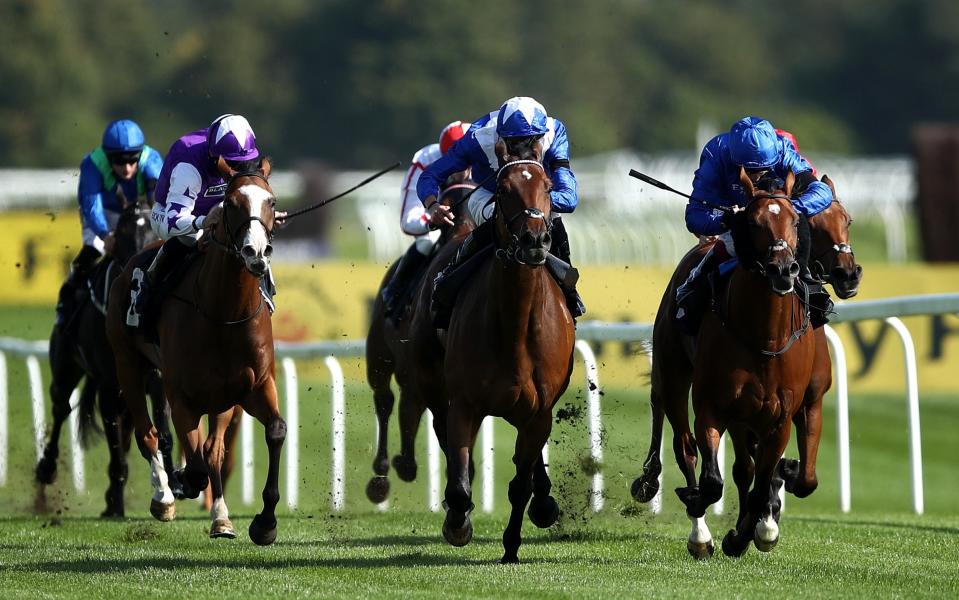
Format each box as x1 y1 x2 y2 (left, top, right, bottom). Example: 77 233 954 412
791 514 959 536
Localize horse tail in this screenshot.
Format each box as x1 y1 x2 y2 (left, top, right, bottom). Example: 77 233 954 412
77 377 102 447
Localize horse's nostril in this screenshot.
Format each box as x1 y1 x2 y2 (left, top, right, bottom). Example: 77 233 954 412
264 245 274 258
541 232 552 248
789 261 800 277
241 245 256 258
854 265 863 279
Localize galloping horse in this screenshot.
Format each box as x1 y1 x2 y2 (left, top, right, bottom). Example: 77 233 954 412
408 139 575 563
630 174 862 558
633 170 816 559
36 194 175 517
107 158 285 544
365 177 475 503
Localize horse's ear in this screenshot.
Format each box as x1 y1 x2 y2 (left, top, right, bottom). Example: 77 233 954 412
532 139 545 162
494 139 510 166
258 157 272 179
821 173 837 198
216 156 236 179
738 166 754 197
784 170 796 197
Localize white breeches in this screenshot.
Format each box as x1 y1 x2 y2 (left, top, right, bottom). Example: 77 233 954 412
81 210 121 254
467 187 495 226
150 203 200 246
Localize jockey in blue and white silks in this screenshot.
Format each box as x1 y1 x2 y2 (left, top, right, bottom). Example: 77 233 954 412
127 114 264 327
417 97 584 327
380 121 470 322
676 116 835 332
55 119 164 326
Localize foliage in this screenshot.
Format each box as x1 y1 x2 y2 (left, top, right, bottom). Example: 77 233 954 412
0 0 955 168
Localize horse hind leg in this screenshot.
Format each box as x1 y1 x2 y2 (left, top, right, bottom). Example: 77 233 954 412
206 411 237 540
35 351 84 486
99 388 129 518
442 405 480 549
631 387 667 503
366 381 394 504
392 390 424 482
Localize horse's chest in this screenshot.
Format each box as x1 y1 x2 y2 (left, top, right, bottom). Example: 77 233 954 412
735 377 794 425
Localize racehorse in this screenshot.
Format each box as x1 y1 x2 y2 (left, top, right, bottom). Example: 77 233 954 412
35 194 175 517
632 170 818 559
407 139 575 563
107 157 285 544
365 176 475 504
630 174 862 558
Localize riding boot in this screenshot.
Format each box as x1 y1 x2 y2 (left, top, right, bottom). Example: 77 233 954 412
675 246 722 335
431 219 494 328
127 237 191 328
55 245 102 327
545 216 586 318
796 213 834 328
382 243 431 324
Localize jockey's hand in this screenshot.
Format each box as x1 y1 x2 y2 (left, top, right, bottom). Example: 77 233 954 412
103 232 116 255
274 210 288 229
425 198 454 229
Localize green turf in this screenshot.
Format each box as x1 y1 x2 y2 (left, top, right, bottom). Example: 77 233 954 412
1 306 957 597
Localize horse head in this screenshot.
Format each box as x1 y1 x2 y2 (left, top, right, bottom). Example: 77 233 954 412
214 156 276 278
112 192 157 267
808 175 862 299
492 138 553 265
736 168 801 296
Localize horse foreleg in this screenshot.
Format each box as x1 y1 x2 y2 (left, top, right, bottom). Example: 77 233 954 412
365 381 394 504
36 345 84 486
146 372 177 489
442 403 480 549
527 453 559 529
206 409 237 539
392 390 425 483
631 387 665 503
728 425 755 530
501 413 552 564
244 378 285 546
788 386 824 499
99 388 128 518
221 406 242 489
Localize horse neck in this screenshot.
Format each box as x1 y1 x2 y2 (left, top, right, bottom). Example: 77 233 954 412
197 241 261 322
726 268 801 352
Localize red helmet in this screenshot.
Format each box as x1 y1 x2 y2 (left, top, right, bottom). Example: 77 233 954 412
439 121 470 154
775 128 801 153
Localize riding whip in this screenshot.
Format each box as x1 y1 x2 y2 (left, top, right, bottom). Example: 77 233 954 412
283 162 402 220
628 169 740 213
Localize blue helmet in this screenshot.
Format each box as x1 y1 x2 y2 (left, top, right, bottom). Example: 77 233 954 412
207 114 259 161
496 97 549 138
728 116 781 169
101 119 145 154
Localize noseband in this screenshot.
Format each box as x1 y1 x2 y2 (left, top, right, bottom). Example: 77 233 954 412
493 160 552 265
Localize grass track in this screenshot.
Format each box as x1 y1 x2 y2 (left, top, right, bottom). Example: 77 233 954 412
0 511 956 599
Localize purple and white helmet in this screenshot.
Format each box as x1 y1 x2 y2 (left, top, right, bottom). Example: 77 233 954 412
207 114 259 161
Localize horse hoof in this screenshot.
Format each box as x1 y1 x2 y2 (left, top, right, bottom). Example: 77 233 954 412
687 539 715 561
754 516 780 552
210 518 237 539
100 508 125 519
631 476 659 503
442 514 473 547
366 476 391 504
721 529 749 558
392 455 418 482
527 495 560 528
249 514 278 546
500 554 520 564
35 458 57 485
150 499 176 522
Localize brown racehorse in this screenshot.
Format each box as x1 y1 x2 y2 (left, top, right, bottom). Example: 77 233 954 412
106 157 285 545
633 170 816 559
408 140 575 564
631 174 862 558
365 177 475 504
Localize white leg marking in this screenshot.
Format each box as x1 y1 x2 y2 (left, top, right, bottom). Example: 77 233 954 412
210 496 230 521
688 515 713 545
150 452 174 504
755 515 780 543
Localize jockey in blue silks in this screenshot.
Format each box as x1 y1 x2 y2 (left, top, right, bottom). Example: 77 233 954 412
55 119 164 327
417 96 584 327
676 116 835 332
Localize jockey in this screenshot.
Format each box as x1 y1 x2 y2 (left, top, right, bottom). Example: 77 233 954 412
126 114 265 327
676 116 834 332
55 119 163 327
417 97 584 327
380 120 470 322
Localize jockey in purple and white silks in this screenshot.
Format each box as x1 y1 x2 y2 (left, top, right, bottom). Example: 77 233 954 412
55 119 164 327
416 97 584 327
126 114 262 327
380 121 471 322
675 116 835 333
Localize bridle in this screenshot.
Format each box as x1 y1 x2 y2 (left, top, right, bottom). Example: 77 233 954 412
492 159 552 265
809 203 855 283
208 171 276 259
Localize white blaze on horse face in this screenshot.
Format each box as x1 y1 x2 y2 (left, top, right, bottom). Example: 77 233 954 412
768 204 781 216
237 184 272 258
522 170 532 180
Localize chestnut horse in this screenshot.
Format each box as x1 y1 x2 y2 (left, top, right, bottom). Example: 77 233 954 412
107 158 285 545
630 174 862 558
408 140 575 563
36 194 174 517
633 170 816 558
365 177 475 504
